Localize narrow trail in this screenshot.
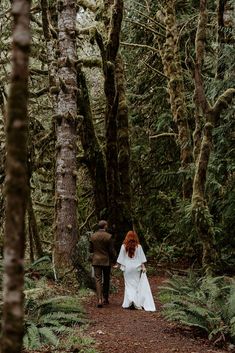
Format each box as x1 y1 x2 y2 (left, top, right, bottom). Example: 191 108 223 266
84 275 228 353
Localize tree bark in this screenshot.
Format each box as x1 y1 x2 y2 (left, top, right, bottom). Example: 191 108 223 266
159 0 193 199
1 0 31 351
96 0 133 243
103 0 123 239
216 0 227 79
77 67 108 219
115 54 133 245
27 190 44 259
53 0 79 273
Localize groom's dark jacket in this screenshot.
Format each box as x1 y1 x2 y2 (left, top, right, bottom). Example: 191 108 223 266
89 229 116 266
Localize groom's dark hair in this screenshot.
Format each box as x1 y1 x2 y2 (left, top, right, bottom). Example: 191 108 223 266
98 220 108 229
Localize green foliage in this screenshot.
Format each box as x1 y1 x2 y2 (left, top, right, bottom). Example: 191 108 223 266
24 294 87 350
160 274 235 344
26 255 55 279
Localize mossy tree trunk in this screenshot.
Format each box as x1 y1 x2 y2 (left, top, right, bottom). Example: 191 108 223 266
40 0 58 101
159 0 193 199
75 0 133 242
115 54 132 246
77 67 108 219
192 0 235 273
27 190 44 259
102 0 123 241
53 0 79 274
0 89 6 246
1 0 31 351
216 0 235 79
216 0 227 79
96 0 133 244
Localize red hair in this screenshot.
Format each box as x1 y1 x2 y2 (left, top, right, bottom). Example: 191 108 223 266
123 231 139 258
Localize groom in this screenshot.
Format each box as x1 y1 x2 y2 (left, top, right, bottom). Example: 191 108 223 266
89 220 116 308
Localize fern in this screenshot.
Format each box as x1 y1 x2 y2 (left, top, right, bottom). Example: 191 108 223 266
160 274 235 343
25 322 41 349
24 295 87 350
38 326 58 346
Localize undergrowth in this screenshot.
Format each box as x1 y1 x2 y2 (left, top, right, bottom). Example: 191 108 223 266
159 273 235 346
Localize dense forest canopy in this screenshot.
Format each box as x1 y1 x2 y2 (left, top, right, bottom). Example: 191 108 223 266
0 0 235 351
0 0 234 271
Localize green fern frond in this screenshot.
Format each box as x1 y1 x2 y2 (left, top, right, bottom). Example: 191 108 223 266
38 296 84 315
160 274 235 342
40 311 86 325
25 322 41 349
23 333 30 349
38 326 58 346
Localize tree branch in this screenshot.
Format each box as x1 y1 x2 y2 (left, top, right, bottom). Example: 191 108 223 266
29 87 49 98
77 0 97 12
121 41 159 53
194 0 210 114
149 132 177 139
212 88 235 121
124 18 165 38
78 56 102 68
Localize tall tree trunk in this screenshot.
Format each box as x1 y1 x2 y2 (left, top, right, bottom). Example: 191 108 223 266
192 0 235 273
40 0 58 102
27 190 44 259
115 54 132 245
103 0 123 239
53 0 79 273
96 0 133 244
216 0 227 79
0 0 31 351
77 0 133 243
77 67 108 219
159 0 193 199
216 0 235 79
0 89 6 248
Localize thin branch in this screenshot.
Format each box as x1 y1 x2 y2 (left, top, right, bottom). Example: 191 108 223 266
121 41 159 53
30 68 48 76
149 132 177 139
127 6 166 31
141 60 166 78
124 18 165 38
78 56 102 68
212 88 235 121
79 209 95 231
76 25 96 35
29 87 49 98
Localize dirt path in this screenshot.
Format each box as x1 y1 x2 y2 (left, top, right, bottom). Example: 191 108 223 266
84 275 228 353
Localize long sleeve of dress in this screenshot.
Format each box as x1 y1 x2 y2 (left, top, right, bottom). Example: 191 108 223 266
117 245 126 267
137 245 147 264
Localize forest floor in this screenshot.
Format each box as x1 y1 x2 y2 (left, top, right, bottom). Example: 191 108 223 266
83 273 229 353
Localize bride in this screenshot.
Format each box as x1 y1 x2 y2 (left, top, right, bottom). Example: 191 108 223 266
116 230 156 312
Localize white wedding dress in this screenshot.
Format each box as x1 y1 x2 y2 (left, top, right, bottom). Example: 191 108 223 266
117 244 156 312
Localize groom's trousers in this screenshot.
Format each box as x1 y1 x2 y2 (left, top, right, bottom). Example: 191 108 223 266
93 265 111 302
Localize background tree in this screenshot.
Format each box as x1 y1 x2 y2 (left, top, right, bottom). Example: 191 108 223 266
53 0 80 272
1 0 31 351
